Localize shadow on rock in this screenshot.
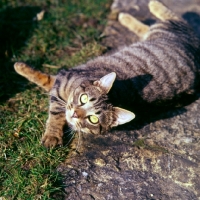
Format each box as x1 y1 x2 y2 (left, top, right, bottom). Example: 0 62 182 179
120 93 199 131
182 12 200 37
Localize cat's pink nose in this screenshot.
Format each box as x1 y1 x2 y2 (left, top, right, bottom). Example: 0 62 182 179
72 111 78 118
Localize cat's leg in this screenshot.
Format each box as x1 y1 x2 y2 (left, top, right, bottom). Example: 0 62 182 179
14 62 55 92
41 107 66 148
118 1 181 38
118 13 149 37
148 0 180 21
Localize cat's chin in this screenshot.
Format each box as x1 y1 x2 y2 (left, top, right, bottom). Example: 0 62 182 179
67 122 80 134
66 111 77 130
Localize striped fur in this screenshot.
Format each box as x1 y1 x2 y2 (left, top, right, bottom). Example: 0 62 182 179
14 1 200 147
14 62 55 92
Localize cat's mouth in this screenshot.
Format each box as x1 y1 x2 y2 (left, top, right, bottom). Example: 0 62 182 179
66 109 79 130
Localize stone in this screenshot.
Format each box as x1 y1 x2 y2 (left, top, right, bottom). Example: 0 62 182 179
59 1 200 199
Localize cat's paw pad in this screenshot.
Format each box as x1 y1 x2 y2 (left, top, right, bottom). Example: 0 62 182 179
14 62 32 75
148 0 163 11
14 62 27 72
118 13 133 26
41 134 63 148
148 0 179 21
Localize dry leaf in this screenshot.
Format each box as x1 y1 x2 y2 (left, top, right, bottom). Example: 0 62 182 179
13 132 19 138
36 10 45 21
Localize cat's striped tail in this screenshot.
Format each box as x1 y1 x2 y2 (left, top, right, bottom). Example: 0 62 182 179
14 62 56 92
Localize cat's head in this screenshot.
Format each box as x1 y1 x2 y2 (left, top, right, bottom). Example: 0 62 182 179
65 72 135 134
14 62 135 134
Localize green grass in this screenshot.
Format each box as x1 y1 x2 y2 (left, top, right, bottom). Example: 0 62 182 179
0 0 112 199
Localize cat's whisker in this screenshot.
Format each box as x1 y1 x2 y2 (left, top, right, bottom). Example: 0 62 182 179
64 127 74 134
64 131 76 147
76 122 82 129
64 130 72 134
76 125 81 130
67 131 75 136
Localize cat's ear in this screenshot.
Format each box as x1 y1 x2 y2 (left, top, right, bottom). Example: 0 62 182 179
112 107 135 127
94 72 116 94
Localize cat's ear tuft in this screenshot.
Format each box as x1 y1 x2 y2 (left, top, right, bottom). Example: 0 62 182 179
94 72 116 94
112 107 135 127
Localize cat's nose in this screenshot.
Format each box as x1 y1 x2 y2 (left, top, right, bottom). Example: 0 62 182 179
72 108 85 118
72 111 78 118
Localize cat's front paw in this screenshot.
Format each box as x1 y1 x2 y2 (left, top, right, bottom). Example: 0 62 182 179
41 134 63 148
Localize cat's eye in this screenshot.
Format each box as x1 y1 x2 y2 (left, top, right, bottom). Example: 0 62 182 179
80 94 88 104
88 115 99 124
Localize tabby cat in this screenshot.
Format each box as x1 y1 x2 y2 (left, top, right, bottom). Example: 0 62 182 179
14 1 200 148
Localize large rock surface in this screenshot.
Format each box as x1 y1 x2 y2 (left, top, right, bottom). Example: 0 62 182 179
58 1 200 199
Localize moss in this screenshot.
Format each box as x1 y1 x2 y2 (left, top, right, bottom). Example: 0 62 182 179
133 139 168 153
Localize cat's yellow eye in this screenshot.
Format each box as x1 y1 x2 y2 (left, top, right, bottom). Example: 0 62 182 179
89 115 99 124
80 94 88 104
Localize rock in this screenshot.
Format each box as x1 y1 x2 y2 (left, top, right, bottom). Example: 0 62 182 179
59 0 200 199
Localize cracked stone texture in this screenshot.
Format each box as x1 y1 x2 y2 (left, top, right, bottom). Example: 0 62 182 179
58 1 200 199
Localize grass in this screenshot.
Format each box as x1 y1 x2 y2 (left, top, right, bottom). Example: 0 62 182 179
0 0 112 199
